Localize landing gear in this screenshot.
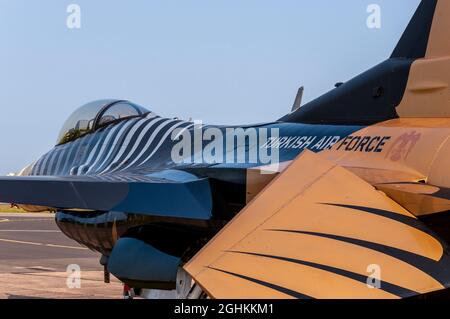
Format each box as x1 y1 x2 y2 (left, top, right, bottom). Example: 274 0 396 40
123 284 136 299
176 267 208 299
186 283 207 299
100 255 110 284
134 267 208 299
176 267 193 298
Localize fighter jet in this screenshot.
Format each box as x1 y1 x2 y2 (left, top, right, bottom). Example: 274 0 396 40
0 0 449 299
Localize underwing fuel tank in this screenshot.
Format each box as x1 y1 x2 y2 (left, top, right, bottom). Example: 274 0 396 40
56 210 217 290
107 237 181 290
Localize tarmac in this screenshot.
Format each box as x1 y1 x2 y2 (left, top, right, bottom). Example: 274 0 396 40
0 213 123 299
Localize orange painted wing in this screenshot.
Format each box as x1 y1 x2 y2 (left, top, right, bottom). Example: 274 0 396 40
184 151 450 299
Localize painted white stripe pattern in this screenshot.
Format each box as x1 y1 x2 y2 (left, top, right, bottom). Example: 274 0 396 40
86 121 129 173
75 131 98 168
37 152 53 175
61 137 85 174
98 115 157 174
92 118 142 174
54 147 69 175
172 123 195 141
30 113 192 176
117 119 179 171
107 117 165 173
136 121 187 167
44 148 61 175
80 128 113 174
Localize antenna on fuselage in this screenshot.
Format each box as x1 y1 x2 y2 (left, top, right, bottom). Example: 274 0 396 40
291 86 304 112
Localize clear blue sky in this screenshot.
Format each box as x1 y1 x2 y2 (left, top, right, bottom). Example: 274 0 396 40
0 0 421 174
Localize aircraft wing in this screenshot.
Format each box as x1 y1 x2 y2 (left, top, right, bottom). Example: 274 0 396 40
0 173 212 220
184 150 450 298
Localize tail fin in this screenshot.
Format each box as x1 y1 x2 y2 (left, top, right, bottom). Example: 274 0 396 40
395 0 450 117
279 0 450 124
423 0 450 59
391 0 437 59
392 0 450 59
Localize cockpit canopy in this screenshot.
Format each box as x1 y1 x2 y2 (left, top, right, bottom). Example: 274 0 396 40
57 100 150 145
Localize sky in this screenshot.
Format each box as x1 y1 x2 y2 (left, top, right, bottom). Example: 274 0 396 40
0 0 421 174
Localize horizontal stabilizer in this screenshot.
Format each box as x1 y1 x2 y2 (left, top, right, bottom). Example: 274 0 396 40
185 151 450 299
0 174 212 220
391 0 438 59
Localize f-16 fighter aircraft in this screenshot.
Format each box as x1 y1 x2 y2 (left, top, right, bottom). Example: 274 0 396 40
1 0 450 299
